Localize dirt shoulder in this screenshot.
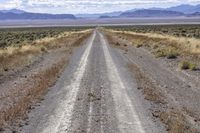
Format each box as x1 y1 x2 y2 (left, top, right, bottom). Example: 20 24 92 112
104 30 200 133
0 30 92 132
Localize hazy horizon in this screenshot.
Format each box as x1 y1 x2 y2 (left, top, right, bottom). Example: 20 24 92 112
0 0 200 14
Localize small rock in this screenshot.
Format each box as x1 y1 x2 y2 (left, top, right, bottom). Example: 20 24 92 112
77 97 81 101
4 68 8 72
97 98 101 101
152 112 159 118
186 85 191 88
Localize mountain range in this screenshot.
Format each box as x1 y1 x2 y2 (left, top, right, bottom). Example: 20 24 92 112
120 10 184 18
0 10 76 20
0 4 200 20
166 4 200 13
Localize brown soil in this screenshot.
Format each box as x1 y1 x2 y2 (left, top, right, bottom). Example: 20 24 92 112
0 31 92 131
105 31 200 133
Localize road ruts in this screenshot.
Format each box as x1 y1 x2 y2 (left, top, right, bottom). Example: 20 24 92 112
68 31 119 133
20 29 164 133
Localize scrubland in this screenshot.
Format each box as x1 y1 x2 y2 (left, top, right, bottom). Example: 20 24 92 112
104 25 200 133
0 27 92 131
105 25 200 71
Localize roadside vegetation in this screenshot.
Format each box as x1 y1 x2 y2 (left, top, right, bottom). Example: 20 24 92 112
106 24 200 39
104 25 200 71
0 27 92 131
104 25 200 132
0 27 92 73
0 27 91 48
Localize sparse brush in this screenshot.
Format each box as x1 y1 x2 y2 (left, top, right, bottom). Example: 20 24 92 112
115 42 120 46
154 49 166 58
136 43 143 48
166 51 179 59
40 46 47 52
179 61 197 70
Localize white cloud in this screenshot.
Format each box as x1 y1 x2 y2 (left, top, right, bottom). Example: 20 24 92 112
0 0 199 13
0 0 22 9
26 0 181 6
188 0 200 3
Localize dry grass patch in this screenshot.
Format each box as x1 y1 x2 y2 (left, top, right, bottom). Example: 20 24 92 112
0 30 92 130
159 110 196 133
0 30 92 74
179 61 198 70
105 29 199 70
128 64 166 104
128 63 198 133
0 56 67 129
0 45 41 73
108 29 200 54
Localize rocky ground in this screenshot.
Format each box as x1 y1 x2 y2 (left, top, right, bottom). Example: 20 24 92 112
1 28 200 133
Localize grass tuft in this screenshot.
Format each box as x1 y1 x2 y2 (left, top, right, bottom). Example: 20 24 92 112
179 61 197 70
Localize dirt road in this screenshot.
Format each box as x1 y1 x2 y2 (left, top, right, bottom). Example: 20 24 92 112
14 30 165 133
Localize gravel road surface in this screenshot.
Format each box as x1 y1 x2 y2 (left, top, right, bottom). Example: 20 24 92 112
19 30 165 133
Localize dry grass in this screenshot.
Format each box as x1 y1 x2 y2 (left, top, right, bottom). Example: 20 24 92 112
0 30 92 130
0 45 42 73
128 64 166 104
128 63 198 133
0 56 67 129
105 29 200 70
159 110 196 133
108 29 200 54
179 61 198 70
0 30 92 74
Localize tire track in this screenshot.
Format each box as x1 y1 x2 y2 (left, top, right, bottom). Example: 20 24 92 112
99 32 146 133
41 31 96 133
68 32 119 133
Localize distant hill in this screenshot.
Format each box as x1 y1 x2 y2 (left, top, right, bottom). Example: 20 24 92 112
99 16 111 19
1 4 200 20
76 11 122 18
0 9 25 14
103 4 200 18
167 4 200 13
0 12 76 20
187 12 200 17
120 10 184 17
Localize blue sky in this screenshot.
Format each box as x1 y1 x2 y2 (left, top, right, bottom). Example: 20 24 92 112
0 0 200 14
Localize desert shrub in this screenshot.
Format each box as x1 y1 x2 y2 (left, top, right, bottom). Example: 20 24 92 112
115 42 120 46
136 43 143 48
40 46 47 52
0 26 93 48
180 61 197 70
0 41 7 47
153 48 179 59
166 51 179 59
105 24 200 39
154 49 166 58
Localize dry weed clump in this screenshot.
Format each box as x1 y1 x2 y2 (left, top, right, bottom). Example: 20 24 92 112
0 57 67 128
128 64 198 133
0 45 41 73
179 61 198 70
